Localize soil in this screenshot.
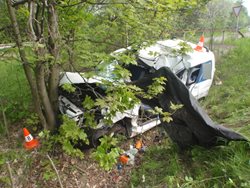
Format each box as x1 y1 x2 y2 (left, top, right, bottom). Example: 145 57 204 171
0 124 167 188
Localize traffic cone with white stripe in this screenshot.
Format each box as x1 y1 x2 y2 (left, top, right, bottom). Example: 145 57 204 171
23 128 39 150
194 35 205 52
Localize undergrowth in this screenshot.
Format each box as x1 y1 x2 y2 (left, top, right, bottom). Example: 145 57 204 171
131 141 250 187
0 57 31 134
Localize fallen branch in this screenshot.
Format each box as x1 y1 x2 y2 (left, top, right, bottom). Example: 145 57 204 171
46 154 64 188
6 161 14 188
2 109 10 140
238 30 245 38
74 165 87 174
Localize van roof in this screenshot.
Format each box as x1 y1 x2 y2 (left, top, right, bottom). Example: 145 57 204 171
138 39 214 69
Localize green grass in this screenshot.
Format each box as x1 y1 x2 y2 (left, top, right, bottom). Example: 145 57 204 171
202 38 250 138
0 53 31 133
130 38 250 187
131 141 250 188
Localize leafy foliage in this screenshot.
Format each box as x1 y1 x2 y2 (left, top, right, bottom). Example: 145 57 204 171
92 135 123 171
58 116 89 158
61 83 76 93
171 41 193 56
95 82 141 125
39 116 89 158
24 113 40 132
144 77 167 99
150 102 183 123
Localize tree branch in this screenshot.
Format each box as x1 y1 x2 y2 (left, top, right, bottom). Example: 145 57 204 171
11 0 28 7
6 161 14 188
46 154 64 188
70 37 123 49
2 109 10 140
59 0 129 8
28 0 37 41
59 0 88 8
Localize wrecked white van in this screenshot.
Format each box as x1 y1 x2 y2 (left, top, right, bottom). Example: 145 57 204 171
59 38 216 146
134 39 215 99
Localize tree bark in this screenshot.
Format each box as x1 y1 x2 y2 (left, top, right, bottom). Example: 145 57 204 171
6 0 48 129
27 0 56 130
35 61 56 130
47 0 61 115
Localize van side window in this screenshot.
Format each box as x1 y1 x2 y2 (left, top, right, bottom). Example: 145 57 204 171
187 61 212 85
198 61 212 81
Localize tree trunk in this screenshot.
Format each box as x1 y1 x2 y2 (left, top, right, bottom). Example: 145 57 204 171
47 0 61 115
35 62 56 130
6 0 48 129
209 28 214 51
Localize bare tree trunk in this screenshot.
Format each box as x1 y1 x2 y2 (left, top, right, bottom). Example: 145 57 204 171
35 62 56 130
47 0 61 115
6 0 48 129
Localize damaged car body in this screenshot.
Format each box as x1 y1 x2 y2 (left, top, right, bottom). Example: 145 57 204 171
58 39 246 147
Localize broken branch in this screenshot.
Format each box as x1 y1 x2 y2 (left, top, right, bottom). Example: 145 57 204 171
6 161 14 188
46 154 64 188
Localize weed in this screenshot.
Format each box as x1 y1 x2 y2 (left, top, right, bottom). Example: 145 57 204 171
92 135 123 171
39 116 89 158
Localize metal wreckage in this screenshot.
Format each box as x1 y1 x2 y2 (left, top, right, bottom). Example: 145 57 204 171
58 38 247 148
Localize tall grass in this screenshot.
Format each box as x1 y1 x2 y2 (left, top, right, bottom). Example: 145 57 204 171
131 141 250 188
202 38 250 138
0 54 31 133
131 38 250 187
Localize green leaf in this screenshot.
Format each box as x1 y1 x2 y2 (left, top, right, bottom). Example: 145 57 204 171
82 95 95 110
61 83 76 93
170 102 183 111
92 135 123 171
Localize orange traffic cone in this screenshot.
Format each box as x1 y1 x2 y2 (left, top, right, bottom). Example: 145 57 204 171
23 128 39 150
194 35 205 52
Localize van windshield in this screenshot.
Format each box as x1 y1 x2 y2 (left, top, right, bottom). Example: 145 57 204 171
96 60 117 79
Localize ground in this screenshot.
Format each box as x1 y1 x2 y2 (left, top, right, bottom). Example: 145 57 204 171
0 123 166 188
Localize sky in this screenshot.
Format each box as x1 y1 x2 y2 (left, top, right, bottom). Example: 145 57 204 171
242 0 250 15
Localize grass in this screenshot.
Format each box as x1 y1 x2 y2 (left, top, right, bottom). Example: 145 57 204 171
130 38 250 187
202 38 250 138
0 52 31 133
